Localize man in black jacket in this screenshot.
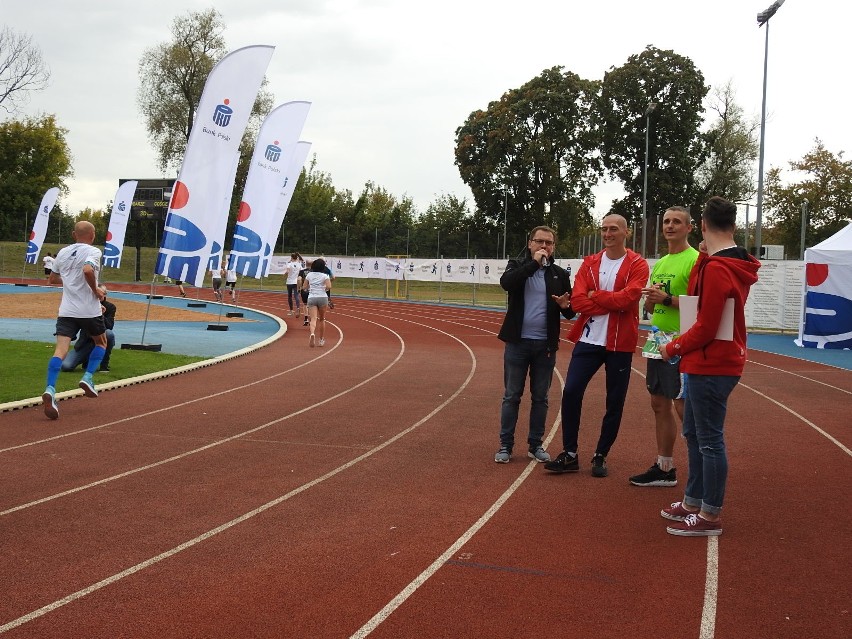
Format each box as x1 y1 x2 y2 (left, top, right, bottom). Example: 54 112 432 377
496 226 574 463
61 294 116 373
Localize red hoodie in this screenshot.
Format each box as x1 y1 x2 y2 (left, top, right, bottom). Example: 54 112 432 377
567 249 649 352
665 248 760 376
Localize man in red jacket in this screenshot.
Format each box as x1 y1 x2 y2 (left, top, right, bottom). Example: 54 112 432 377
545 214 649 477
660 196 760 536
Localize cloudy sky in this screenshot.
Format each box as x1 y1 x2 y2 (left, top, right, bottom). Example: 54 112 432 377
2 0 849 221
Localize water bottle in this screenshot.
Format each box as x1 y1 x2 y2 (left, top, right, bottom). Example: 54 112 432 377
652 326 680 365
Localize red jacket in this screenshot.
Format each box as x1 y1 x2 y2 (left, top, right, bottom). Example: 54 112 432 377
567 249 649 352
665 249 760 376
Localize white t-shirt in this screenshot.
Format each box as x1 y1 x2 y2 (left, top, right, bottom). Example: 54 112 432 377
225 268 237 283
285 261 302 285
43 255 55 270
210 268 221 280
580 254 626 346
306 272 330 298
54 243 103 318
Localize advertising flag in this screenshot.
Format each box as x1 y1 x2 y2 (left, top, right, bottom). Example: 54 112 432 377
155 45 274 288
230 101 311 278
103 180 138 268
25 187 60 264
260 140 312 276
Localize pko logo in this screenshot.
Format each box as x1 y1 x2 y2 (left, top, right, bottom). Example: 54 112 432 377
265 141 282 162
104 242 121 268
213 99 233 127
118 201 127 212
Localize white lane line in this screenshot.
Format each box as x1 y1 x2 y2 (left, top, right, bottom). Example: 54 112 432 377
748 359 852 395
700 537 719 639
0 319 478 633
350 369 564 639
740 382 852 456
0 321 344 454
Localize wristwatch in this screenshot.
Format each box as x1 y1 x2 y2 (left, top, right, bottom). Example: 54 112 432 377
662 294 673 307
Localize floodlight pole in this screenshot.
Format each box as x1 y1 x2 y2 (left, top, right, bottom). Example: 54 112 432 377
641 102 657 257
755 0 785 259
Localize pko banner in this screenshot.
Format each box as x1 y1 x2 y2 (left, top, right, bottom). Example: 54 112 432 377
155 45 274 288
103 180 138 268
25 187 60 264
230 101 311 279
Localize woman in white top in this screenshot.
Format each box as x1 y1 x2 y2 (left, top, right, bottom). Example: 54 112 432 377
302 258 332 347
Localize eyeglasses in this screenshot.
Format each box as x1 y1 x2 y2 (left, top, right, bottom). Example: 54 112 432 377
530 238 555 246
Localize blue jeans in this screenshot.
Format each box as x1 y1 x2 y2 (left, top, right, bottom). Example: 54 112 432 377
500 340 556 450
560 341 633 456
681 374 740 516
61 329 115 371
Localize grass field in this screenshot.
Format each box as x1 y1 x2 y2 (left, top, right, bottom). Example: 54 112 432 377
0 338 205 404
0 242 508 308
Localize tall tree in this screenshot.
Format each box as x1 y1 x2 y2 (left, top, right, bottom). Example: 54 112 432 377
764 139 852 257
455 66 600 255
598 46 709 225
694 82 759 210
0 25 51 115
137 8 272 174
0 114 73 241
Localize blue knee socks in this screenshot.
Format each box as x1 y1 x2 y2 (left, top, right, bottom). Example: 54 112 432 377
47 356 62 388
85 346 106 375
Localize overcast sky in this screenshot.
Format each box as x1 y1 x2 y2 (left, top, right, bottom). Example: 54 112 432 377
2 0 849 222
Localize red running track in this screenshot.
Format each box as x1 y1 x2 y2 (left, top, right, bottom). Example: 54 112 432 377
0 291 849 638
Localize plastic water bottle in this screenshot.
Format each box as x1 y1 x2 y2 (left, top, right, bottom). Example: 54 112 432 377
652 326 680 365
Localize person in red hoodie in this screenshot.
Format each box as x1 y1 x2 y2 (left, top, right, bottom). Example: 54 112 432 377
660 196 760 537
545 214 649 477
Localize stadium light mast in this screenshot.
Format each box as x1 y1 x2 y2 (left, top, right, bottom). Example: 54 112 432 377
754 0 785 259
641 101 657 257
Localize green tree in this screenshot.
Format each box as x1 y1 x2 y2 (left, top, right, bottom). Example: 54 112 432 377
416 193 473 258
75 207 108 242
598 46 709 227
455 66 600 254
137 8 273 175
0 25 51 115
0 114 73 241
764 140 852 257
694 82 759 211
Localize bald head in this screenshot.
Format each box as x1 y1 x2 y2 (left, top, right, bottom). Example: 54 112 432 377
72 221 96 244
602 214 628 230
600 213 630 258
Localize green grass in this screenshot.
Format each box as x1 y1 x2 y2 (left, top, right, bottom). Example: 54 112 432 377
0 338 205 404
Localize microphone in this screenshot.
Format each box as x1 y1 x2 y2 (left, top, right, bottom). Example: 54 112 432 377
541 256 550 268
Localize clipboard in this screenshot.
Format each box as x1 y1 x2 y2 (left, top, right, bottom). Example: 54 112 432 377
678 296 734 340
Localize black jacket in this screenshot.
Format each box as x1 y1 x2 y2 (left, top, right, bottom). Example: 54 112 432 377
497 253 574 351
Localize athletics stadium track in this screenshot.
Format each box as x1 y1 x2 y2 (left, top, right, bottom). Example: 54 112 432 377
0 286 849 638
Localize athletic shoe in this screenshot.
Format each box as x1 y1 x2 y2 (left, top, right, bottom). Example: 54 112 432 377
328 301 335 309
494 446 511 463
544 451 579 473
309 333 316 348
99 365 110 372
666 513 722 537
79 373 98 398
528 446 551 463
303 319 309 326
42 386 59 420
661 501 698 522
319 338 325 346
630 463 677 487
591 453 608 477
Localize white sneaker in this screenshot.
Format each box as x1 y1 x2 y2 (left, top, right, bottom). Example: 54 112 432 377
319 338 325 347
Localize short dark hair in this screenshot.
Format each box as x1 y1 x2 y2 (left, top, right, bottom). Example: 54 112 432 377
703 196 737 232
529 226 557 242
311 258 326 272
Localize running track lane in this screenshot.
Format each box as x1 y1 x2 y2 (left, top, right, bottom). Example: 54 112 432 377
0 295 849 638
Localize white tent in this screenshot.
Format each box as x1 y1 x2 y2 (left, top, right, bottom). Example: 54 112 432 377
797 222 852 349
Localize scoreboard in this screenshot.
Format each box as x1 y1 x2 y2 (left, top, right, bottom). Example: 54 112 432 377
119 178 176 221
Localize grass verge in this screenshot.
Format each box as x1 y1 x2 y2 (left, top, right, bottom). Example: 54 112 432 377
1 338 205 404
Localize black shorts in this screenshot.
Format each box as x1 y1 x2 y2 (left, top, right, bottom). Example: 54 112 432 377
646 357 685 400
55 316 106 340
300 290 308 303
44 268 51 275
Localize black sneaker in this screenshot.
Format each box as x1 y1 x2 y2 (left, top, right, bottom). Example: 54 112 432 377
591 453 608 477
629 463 677 487
544 451 579 473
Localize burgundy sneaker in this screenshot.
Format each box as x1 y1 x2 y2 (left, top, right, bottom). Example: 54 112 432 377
661 501 699 522
666 513 722 537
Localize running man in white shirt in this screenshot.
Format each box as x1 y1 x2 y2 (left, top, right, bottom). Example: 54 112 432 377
42 221 108 419
284 252 303 316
